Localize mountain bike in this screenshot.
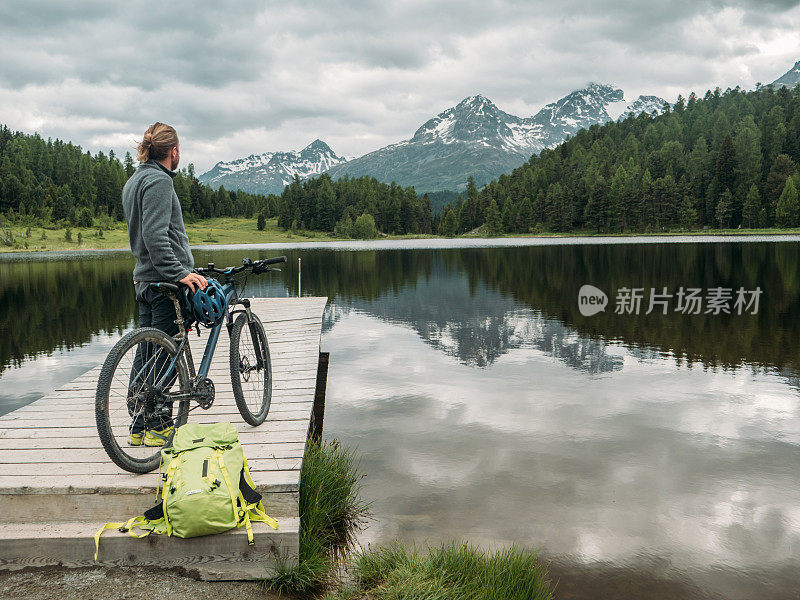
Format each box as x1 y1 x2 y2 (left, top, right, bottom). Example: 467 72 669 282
95 256 286 473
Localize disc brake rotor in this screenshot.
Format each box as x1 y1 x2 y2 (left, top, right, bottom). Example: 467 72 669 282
240 355 252 382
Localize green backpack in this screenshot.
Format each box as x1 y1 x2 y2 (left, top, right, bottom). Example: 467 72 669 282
94 422 278 560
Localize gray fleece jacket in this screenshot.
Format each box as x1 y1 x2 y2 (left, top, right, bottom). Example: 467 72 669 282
122 159 194 283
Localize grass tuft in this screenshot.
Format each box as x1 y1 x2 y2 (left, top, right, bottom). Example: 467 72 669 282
327 540 554 600
266 438 372 595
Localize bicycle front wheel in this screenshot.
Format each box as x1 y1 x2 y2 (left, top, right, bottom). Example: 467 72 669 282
230 312 272 426
95 327 190 473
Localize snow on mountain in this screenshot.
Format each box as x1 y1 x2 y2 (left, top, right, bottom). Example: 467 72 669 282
395 94 548 157
529 82 628 146
770 60 800 89
201 85 667 195
326 85 667 192
619 95 668 119
198 139 346 195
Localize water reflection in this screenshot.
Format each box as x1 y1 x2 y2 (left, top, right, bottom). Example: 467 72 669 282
322 311 800 600
1 242 799 599
2 243 798 376
0 254 137 375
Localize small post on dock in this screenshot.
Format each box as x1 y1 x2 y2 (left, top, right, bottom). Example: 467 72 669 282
298 257 302 298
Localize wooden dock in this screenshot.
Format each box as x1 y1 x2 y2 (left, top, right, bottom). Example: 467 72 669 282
0 296 328 580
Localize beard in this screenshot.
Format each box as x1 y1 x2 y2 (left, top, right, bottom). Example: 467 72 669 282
171 152 180 170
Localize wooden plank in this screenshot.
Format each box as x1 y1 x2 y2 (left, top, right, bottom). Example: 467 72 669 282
1 402 312 419
0 490 299 523
15 388 314 406
0 468 300 493
0 411 313 427
5 400 314 416
0 456 303 475
54 379 317 392
0 410 312 424
0 443 307 463
64 369 319 385
0 430 309 450
0 517 300 580
0 411 313 428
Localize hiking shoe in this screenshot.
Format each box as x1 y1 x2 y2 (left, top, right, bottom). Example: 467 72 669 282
144 425 174 447
128 431 144 446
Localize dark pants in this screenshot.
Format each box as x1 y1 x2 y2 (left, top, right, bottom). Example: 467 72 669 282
128 283 187 433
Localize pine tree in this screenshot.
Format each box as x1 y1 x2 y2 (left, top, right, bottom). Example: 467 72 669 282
462 176 481 230
257 213 266 231
766 154 795 209
734 117 761 190
123 152 135 178
609 166 628 231
334 214 353 237
501 201 515 233
776 178 799 228
486 199 501 234
716 189 733 229
441 208 458 237
714 135 736 194
742 184 761 228
516 197 533 233
678 194 698 230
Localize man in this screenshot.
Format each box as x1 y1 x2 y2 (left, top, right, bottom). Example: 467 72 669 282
122 122 207 447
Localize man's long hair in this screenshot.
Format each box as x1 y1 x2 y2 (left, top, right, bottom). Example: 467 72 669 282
137 122 178 162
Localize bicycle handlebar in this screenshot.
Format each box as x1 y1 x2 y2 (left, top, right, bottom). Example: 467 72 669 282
194 256 286 278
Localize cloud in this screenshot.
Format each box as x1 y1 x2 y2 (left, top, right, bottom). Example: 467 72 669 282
0 0 799 172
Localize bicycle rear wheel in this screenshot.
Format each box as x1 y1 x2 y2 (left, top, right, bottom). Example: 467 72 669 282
230 312 272 426
95 327 190 473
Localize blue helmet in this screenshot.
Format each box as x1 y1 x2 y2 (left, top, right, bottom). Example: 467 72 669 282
186 277 226 327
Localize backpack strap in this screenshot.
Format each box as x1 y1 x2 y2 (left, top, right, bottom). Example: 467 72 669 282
236 455 279 544
240 453 260 493
161 454 181 536
215 448 239 520
241 454 278 530
93 515 164 561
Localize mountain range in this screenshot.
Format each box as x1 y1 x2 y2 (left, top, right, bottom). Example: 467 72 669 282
200 83 667 195
198 139 346 195
202 60 800 195
770 60 800 89
327 85 666 191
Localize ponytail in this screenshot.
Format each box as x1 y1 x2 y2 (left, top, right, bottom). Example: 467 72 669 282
137 122 178 162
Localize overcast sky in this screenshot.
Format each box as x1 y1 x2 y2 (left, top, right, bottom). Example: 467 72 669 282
1 0 799 173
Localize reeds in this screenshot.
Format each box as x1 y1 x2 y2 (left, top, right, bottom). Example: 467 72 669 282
328 540 554 600
267 438 372 595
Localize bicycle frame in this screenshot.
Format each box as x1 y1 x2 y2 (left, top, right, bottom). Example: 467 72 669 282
151 279 250 393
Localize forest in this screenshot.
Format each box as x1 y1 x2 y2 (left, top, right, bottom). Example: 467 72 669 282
5 83 800 240
438 84 800 234
0 124 275 231
276 173 434 237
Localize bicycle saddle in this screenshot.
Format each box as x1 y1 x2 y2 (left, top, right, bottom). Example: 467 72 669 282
149 282 181 295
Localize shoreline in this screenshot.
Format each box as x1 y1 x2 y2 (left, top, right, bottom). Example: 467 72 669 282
2 216 800 258
3 231 800 260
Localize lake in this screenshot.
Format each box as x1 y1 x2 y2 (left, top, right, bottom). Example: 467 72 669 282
1 238 799 600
